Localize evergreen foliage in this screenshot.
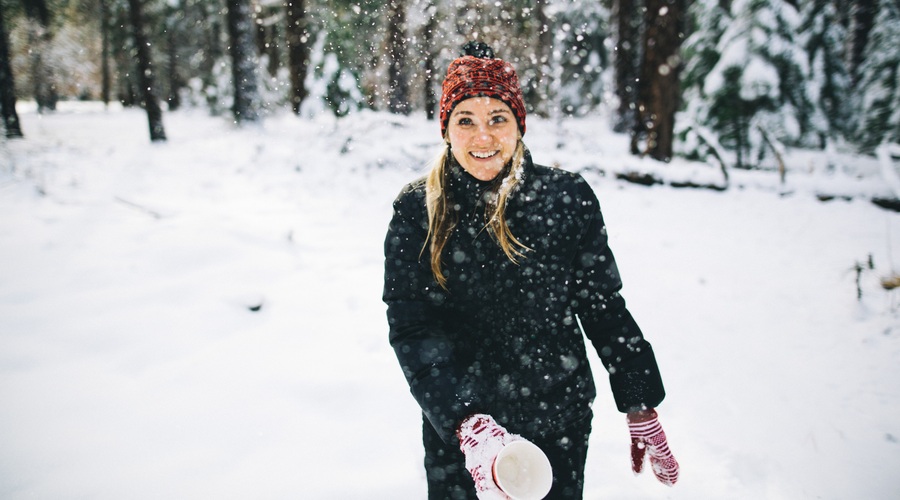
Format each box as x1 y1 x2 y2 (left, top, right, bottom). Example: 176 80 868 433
853 0 900 152
554 1 610 117
800 0 851 147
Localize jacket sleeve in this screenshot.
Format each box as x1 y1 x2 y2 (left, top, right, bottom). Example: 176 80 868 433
382 187 482 444
570 178 666 413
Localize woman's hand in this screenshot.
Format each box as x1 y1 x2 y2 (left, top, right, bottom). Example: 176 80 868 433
627 408 679 486
457 414 515 499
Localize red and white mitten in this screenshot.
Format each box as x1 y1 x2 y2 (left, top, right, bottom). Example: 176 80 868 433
457 414 520 499
627 409 679 486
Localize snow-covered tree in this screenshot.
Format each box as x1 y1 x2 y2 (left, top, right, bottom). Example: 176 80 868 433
678 0 813 169
853 0 900 152
800 0 851 147
846 0 877 86
676 0 730 164
554 0 610 117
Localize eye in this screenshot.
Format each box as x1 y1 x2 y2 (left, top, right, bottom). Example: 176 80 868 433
490 115 509 125
456 117 474 126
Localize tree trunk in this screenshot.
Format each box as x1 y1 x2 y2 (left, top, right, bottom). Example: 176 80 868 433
285 0 309 115
534 0 553 117
613 0 641 133
23 0 57 113
0 0 23 138
422 4 437 121
226 0 261 123
165 2 182 111
634 0 684 162
255 7 280 77
99 0 111 107
387 0 409 115
195 2 223 112
127 0 167 141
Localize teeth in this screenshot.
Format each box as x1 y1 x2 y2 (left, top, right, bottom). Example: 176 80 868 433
471 150 498 159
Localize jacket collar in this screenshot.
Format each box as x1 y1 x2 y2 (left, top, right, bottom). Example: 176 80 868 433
446 147 532 208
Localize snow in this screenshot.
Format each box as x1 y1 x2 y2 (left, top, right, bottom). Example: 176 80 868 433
1 102 899 499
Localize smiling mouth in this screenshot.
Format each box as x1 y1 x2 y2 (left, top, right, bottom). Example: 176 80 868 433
470 150 499 159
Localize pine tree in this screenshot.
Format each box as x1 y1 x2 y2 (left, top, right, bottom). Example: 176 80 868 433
801 0 851 147
683 0 812 168
853 0 900 151
846 0 877 86
555 1 610 117
676 0 730 163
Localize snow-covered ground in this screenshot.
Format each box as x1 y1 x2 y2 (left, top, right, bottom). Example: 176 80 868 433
1 102 899 499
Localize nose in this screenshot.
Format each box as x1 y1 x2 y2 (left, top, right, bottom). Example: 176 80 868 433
473 124 492 143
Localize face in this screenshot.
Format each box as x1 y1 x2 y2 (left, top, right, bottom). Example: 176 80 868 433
447 97 519 181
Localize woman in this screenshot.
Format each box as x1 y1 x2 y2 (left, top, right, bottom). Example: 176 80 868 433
383 42 679 499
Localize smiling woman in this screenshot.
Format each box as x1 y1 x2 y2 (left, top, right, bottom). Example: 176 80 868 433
447 98 520 181
383 41 679 500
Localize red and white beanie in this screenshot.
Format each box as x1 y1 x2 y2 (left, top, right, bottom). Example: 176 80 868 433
439 42 526 138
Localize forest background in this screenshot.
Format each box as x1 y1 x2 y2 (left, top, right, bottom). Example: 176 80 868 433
1 0 900 179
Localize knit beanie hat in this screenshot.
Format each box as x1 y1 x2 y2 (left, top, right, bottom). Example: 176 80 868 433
439 42 526 138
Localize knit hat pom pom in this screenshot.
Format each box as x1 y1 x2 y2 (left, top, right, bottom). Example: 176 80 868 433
461 41 495 59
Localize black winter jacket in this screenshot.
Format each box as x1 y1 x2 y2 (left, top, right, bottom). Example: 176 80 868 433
383 153 665 444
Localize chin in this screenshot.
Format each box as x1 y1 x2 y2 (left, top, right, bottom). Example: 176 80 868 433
470 165 503 181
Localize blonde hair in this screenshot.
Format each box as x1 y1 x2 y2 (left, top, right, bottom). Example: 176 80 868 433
423 140 531 288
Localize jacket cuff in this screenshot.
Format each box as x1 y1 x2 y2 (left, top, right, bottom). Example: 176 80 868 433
608 346 666 413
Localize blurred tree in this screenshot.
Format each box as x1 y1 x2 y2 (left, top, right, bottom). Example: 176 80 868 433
22 0 57 112
846 0 876 86
387 0 409 114
0 0 23 137
164 0 183 110
107 0 139 107
675 0 732 166
99 0 111 106
555 1 610 117
419 0 437 120
255 3 282 77
801 0 851 147
612 0 642 133
226 0 260 122
632 0 685 161
677 0 812 169
126 0 166 140
853 0 900 151
531 0 552 117
285 0 309 114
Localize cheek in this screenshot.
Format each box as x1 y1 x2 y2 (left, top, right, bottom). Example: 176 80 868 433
500 133 518 154
447 130 466 149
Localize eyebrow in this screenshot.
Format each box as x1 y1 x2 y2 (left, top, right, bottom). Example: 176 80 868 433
452 109 512 116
